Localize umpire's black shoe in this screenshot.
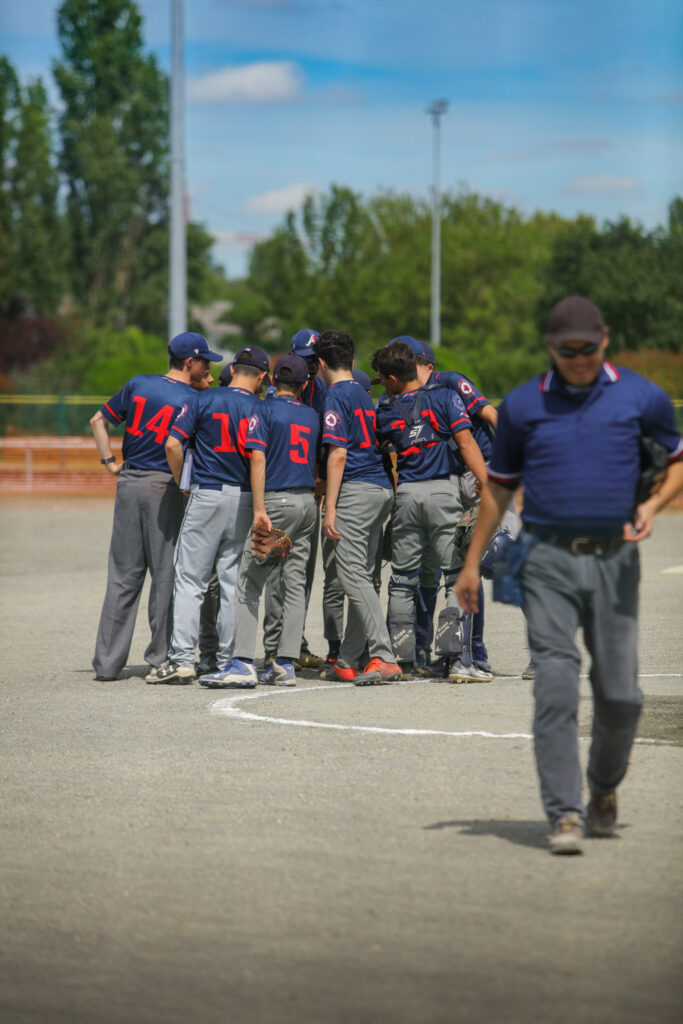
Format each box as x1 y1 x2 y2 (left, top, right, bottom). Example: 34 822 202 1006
586 792 618 837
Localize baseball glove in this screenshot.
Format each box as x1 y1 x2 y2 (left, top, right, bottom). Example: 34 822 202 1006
252 527 292 564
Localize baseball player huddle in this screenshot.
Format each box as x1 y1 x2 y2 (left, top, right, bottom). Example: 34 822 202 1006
91 326 505 691
91 298 683 854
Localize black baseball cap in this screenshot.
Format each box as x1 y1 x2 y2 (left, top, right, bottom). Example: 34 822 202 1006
273 354 309 384
546 296 606 345
232 346 271 372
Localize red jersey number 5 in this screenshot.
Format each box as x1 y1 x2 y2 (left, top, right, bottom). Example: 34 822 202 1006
290 424 311 464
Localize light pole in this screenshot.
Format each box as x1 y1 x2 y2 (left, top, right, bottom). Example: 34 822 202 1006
427 99 448 351
169 0 186 337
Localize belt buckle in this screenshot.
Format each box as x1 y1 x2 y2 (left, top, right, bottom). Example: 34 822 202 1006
570 536 593 555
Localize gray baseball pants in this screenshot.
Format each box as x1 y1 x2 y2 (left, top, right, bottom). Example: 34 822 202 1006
169 485 253 670
520 538 643 826
93 469 184 677
262 504 321 656
234 489 317 661
334 481 395 668
389 478 462 624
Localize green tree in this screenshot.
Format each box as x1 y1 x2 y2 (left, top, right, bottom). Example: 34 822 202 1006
53 0 169 326
0 57 20 313
10 80 64 313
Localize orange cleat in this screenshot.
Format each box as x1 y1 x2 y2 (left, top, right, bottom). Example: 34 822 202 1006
360 658 402 684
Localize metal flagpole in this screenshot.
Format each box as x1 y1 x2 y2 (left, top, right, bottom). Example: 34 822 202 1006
427 99 448 351
169 0 186 337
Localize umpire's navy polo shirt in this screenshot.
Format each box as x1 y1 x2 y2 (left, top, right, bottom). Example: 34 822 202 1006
489 362 683 536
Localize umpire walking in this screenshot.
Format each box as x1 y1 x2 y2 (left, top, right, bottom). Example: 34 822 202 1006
456 296 683 854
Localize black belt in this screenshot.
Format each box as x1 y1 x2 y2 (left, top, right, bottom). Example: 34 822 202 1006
524 524 623 556
197 483 248 492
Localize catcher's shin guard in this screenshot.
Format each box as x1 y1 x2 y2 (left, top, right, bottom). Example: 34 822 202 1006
434 607 464 658
389 613 416 664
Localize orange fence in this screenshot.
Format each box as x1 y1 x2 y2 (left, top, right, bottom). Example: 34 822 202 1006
0 437 121 495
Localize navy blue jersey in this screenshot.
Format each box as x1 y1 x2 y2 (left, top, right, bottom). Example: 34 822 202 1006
429 369 494 461
101 374 196 472
300 375 327 417
489 362 683 535
169 386 261 488
245 394 320 490
375 386 472 483
321 379 391 488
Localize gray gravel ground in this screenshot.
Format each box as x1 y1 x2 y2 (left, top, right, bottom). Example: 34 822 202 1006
1 498 682 1024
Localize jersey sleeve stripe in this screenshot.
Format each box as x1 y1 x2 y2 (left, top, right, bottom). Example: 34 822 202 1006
322 432 348 444
103 403 123 423
245 438 267 448
171 426 190 440
488 468 522 484
466 397 486 411
451 416 471 429
668 438 683 462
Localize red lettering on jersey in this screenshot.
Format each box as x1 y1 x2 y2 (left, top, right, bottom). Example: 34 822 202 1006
145 404 175 444
353 408 376 449
290 423 311 464
421 408 439 433
126 395 146 437
212 412 237 452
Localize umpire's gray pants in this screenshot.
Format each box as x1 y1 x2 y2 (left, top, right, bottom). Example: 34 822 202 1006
334 481 395 668
521 538 643 826
93 469 184 677
389 478 462 623
169 486 253 669
234 489 317 661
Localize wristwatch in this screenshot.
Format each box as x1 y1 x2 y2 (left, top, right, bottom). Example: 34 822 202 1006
100 456 116 465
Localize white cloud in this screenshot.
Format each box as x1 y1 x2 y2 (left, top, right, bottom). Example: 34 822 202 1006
567 176 641 195
245 183 317 214
187 61 303 105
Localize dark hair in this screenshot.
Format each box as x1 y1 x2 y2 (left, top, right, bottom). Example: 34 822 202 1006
371 342 417 384
275 379 301 395
314 330 354 370
414 354 431 368
231 363 262 380
168 347 186 371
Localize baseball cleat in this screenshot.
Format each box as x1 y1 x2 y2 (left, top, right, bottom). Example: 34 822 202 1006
147 661 195 685
199 659 257 689
298 647 324 669
521 659 536 679
549 814 584 855
333 664 381 684
448 658 492 683
359 658 402 684
259 659 297 686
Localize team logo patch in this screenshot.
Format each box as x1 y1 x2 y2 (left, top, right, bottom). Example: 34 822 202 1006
175 402 189 422
457 379 474 396
248 413 260 432
324 410 341 430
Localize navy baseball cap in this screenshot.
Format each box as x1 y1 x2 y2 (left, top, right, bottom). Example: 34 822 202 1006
274 354 309 384
388 335 435 365
169 331 222 362
352 369 372 393
290 328 320 359
219 363 233 386
546 296 606 345
233 346 271 373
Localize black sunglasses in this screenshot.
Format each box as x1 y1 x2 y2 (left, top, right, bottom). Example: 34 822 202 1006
554 341 600 359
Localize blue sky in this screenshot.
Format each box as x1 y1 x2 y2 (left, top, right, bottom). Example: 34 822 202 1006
2 0 682 277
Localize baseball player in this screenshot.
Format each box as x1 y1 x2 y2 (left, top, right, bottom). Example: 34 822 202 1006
90 331 222 682
372 342 488 676
150 347 270 684
456 295 683 853
387 336 500 679
319 368 376 674
202 354 320 687
315 330 401 684
262 328 326 669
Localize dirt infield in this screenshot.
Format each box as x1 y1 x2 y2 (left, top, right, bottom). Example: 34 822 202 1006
1 498 682 1024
